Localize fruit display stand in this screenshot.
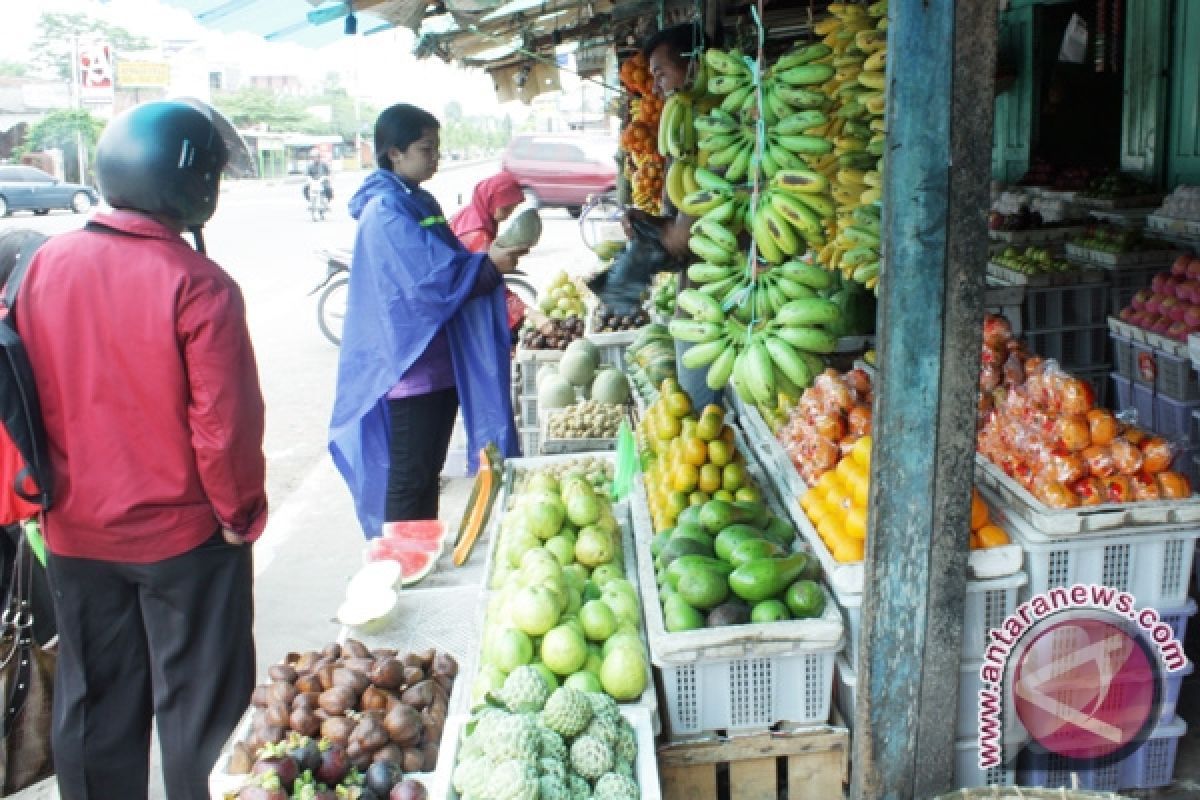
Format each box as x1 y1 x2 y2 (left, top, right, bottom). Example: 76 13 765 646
988 226 1088 252
654 723 849 800
985 260 1107 288
974 454 1200 536
834 656 1015 789
629 475 843 737
475 452 662 731
431 705 661 800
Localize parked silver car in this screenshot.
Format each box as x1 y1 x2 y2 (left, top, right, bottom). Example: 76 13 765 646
0 165 98 217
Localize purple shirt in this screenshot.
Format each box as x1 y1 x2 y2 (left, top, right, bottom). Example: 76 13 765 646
386 259 502 399
387 330 455 398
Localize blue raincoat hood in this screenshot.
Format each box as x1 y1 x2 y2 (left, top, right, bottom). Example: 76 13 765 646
329 169 519 538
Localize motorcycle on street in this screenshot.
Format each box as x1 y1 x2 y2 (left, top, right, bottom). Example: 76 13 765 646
305 177 331 221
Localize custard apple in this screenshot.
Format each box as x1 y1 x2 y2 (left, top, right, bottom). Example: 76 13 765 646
569 734 614 781
614 759 634 781
485 713 540 762
593 772 639 800
492 759 540 800
584 716 621 749
585 691 620 725
538 773 571 800
539 728 568 761
567 773 592 800
542 687 594 737
499 666 551 713
540 757 567 782
615 723 637 763
453 755 493 799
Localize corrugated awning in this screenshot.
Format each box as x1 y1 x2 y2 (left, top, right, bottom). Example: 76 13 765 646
157 0 405 46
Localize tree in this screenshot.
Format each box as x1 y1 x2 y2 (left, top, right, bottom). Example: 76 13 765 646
30 12 151 81
17 109 106 183
0 61 27 77
212 88 322 132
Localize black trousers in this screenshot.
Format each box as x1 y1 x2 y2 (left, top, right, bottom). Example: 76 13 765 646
386 388 459 521
46 530 255 800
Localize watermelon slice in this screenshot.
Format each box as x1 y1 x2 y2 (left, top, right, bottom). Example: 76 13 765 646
368 520 448 585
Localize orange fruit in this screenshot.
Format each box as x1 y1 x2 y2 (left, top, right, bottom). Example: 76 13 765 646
976 524 1010 548
850 436 872 468
843 506 868 541
735 486 761 504
698 463 722 494
695 410 723 442
665 391 692 418
682 436 708 467
722 462 748 492
970 491 988 531
671 463 699 493
657 412 681 440
707 439 732 467
848 471 869 509
832 536 865 563
969 531 981 550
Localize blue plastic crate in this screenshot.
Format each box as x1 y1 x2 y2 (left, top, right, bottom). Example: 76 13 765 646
1132 381 1156 430
1154 394 1200 444
1112 372 1132 412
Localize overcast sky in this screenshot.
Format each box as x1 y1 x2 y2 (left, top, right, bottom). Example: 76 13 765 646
4 0 517 119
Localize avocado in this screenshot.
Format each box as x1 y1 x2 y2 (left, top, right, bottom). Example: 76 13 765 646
728 538 784 567
706 599 753 627
728 553 813 603
663 594 706 632
675 565 730 610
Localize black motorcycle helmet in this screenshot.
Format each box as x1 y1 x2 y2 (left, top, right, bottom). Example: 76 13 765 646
95 100 228 228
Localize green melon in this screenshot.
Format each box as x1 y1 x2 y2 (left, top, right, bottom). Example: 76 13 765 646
591 368 630 405
560 340 599 388
538 374 577 410
496 208 544 249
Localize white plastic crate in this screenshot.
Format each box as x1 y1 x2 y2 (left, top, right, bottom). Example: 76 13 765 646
431 705 661 800
836 572 1028 670
986 492 1200 608
518 425 541 457
658 649 836 738
837 654 984 740
1016 716 1187 791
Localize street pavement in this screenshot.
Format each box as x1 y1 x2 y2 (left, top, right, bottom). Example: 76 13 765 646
0 160 602 798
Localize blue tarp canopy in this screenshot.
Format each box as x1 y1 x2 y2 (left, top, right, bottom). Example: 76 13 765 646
157 0 400 47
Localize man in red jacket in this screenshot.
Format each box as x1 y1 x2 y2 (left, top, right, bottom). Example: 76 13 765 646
16 100 267 800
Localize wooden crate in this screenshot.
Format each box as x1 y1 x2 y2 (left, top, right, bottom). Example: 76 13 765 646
656 725 849 800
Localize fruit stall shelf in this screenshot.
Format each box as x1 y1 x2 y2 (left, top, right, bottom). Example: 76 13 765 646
835 656 1016 788
975 454 1200 536
1076 194 1166 211
627 448 843 738
982 487 1200 610
985 261 1107 288
654 724 849 800
1016 717 1187 792
1065 243 1180 268
836 571 1027 675
476 451 663 732
988 226 1088 249
432 705 661 800
538 414 618 455
1146 214 1200 239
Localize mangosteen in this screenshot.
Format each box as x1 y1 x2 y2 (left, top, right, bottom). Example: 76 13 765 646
315 742 349 786
389 779 429 800
251 753 299 793
365 761 404 796
285 736 322 773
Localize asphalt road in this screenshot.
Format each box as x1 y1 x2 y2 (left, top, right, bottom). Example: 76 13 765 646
0 159 602 798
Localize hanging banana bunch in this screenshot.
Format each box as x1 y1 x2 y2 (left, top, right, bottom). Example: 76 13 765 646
809 0 889 294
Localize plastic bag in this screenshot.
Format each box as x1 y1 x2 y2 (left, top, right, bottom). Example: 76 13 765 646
586 214 679 312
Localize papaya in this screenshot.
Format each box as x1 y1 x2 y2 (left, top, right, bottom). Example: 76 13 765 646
728 553 812 603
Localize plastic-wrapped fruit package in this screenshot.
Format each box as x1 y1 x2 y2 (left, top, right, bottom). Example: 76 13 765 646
777 368 874 488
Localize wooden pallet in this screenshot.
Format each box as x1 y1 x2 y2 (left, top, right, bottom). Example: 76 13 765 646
656 726 849 800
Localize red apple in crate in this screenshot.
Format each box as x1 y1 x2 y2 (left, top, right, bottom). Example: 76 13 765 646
1152 317 1173 334
1120 307 1137 323
1152 273 1171 293
1132 289 1153 310
1168 321 1189 341
1160 296 1179 319
1145 293 1164 314
1187 257 1200 280
1185 306 1200 329
1171 256 1190 277
1164 276 1183 297
1176 282 1198 303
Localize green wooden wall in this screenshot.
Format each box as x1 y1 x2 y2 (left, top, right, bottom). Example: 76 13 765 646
992 5 1036 182
1166 0 1200 186
1120 0 1170 182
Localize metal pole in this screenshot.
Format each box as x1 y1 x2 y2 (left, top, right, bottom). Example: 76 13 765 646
852 0 999 797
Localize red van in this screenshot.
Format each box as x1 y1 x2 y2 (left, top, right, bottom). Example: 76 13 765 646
501 134 618 217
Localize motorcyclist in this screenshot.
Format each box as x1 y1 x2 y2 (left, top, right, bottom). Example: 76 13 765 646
305 149 333 204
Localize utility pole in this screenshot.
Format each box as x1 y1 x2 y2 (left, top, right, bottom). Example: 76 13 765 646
70 35 88 184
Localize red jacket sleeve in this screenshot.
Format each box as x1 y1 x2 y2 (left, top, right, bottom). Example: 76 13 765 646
177 274 268 540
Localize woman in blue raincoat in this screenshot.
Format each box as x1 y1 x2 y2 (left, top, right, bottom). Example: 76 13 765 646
330 103 524 538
